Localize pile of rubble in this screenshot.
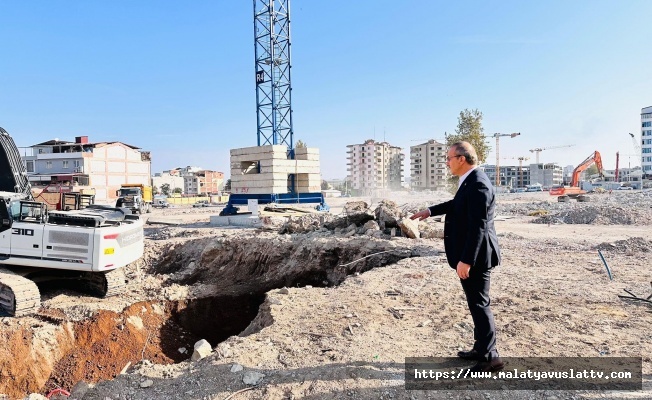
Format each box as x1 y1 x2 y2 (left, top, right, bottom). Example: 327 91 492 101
496 191 652 224
595 237 652 253
530 205 647 225
276 200 443 239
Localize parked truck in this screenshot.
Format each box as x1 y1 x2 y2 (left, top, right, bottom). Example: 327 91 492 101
116 184 153 214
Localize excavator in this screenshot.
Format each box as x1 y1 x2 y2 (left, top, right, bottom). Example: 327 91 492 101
549 150 604 202
0 127 144 316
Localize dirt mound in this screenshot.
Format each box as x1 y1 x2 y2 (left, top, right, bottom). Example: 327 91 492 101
595 237 652 253
531 206 638 225
153 232 414 293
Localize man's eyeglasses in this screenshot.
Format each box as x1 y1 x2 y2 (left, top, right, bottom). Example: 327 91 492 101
446 155 463 161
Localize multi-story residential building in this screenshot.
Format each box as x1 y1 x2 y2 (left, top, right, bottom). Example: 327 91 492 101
22 136 150 202
152 170 184 194
642 106 652 177
410 140 448 191
183 170 224 195
529 163 564 187
483 164 531 188
346 139 404 195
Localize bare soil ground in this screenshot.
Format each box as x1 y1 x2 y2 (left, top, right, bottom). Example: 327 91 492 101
1 191 651 400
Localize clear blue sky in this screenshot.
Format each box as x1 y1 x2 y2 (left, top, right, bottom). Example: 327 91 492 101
2 0 651 179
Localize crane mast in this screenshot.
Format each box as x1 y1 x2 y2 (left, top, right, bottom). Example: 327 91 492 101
254 0 294 152
492 132 520 187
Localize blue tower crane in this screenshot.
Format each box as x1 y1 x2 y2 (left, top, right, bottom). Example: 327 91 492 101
254 0 294 152
220 0 328 216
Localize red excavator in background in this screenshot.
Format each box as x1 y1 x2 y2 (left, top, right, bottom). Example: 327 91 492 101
549 151 604 202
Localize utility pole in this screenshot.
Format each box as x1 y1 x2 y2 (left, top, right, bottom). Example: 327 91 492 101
492 132 520 187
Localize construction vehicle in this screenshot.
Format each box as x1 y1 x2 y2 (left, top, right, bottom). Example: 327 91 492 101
152 195 170 208
549 150 603 202
0 127 144 316
116 183 153 214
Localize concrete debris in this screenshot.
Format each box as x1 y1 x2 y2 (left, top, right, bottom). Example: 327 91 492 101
325 201 375 229
418 220 444 239
230 363 244 372
191 339 212 361
279 214 330 234
242 371 265 385
495 192 652 225
532 206 638 225
362 220 380 231
374 199 403 230
398 218 420 239
139 379 154 388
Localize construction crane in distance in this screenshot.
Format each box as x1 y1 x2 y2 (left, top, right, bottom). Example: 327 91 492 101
628 133 642 165
528 144 575 164
492 132 520 187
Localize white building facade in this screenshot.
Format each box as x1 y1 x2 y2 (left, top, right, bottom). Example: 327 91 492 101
346 139 404 195
22 136 151 202
642 106 652 177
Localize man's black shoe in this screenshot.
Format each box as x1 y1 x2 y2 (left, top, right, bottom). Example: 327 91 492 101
457 349 483 361
469 358 505 373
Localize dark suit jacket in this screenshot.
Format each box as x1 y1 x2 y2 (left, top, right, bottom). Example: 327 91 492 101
428 168 501 270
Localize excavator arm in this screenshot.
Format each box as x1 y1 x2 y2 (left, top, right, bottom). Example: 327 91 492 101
570 151 603 187
0 127 33 200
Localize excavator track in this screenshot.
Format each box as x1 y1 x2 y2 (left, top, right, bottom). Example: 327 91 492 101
0 268 41 317
83 268 127 298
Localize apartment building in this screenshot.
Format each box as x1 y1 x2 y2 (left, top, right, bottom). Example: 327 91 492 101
152 170 184 194
346 139 404 195
529 163 564 187
22 136 150 202
409 140 448 191
483 165 531 188
183 170 224 195
642 106 652 177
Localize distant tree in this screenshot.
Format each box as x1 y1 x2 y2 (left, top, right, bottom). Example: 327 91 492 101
585 164 599 177
321 180 330 190
295 140 307 148
160 183 170 196
152 186 159 195
173 187 183 194
224 179 232 191
335 179 352 194
445 109 490 164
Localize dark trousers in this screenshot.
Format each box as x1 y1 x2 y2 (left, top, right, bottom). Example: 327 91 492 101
460 267 498 361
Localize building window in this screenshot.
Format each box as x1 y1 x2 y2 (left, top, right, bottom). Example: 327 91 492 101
74 160 81 167
46 161 52 169
63 160 69 169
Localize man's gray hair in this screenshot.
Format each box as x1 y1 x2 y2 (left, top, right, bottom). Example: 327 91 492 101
451 141 478 165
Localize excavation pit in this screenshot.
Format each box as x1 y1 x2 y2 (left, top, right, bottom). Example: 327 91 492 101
1 233 416 399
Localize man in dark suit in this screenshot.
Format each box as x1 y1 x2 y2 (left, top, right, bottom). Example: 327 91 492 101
410 141 503 372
